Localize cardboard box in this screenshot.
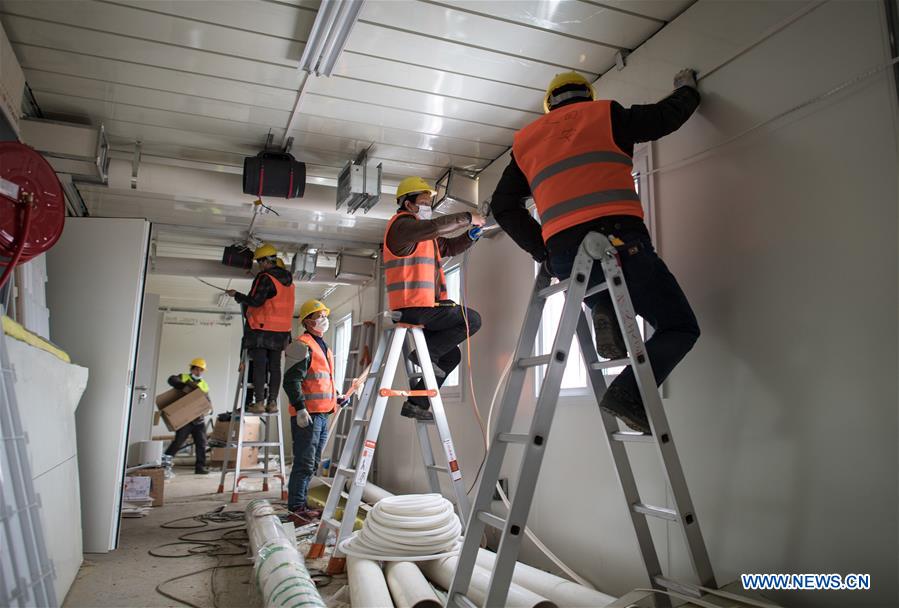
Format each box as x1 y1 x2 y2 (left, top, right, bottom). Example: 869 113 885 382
129 467 165 506
209 417 261 445
123 476 151 501
155 387 213 431
210 446 259 469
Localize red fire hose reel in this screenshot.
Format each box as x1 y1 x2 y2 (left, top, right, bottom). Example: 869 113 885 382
0 142 66 288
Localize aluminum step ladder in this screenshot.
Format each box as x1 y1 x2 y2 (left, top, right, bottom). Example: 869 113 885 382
327 320 376 473
447 232 717 608
216 349 288 503
308 322 471 574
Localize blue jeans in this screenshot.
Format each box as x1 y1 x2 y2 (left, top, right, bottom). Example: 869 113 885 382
287 412 330 510
548 226 700 399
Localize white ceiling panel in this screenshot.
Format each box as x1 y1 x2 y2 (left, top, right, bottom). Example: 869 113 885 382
292 113 507 160
333 53 543 112
300 95 515 146
345 21 593 91
359 1 616 72
433 0 662 49
14 45 299 110
108 0 316 41
599 0 695 22
1 15 301 88
0 0 303 67
25 70 292 127
306 75 537 130
104 122 265 158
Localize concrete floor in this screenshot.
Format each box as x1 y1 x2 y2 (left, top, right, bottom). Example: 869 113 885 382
62 467 348 608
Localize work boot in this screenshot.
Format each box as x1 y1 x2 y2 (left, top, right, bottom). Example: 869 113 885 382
246 401 266 414
593 306 627 360
599 386 650 434
195 467 210 475
400 402 434 421
265 400 278 414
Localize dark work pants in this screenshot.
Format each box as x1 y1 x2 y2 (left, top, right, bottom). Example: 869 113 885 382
248 347 283 403
164 420 207 471
397 303 482 408
287 413 330 510
548 225 700 400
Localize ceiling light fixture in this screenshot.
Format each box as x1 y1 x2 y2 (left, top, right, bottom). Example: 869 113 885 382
298 0 365 77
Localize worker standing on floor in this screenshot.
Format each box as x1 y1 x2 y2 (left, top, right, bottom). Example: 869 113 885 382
384 176 486 421
490 70 702 434
283 299 344 522
163 358 211 475
226 243 295 414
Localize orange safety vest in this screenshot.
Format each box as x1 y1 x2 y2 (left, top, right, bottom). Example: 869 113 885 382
293 333 337 416
246 272 295 332
512 100 643 243
383 212 448 310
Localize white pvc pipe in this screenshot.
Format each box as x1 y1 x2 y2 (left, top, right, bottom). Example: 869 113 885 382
246 499 326 608
347 557 395 608
385 561 441 608
475 549 617 607
419 556 557 608
361 480 395 504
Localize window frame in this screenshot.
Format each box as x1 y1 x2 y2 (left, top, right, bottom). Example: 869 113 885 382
439 263 463 401
332 312 353 391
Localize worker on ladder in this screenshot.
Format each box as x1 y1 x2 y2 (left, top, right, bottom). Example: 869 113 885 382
489 69 702 433
384 176 486 421
283 299 344 523
163 358 211 475
226 243 295 414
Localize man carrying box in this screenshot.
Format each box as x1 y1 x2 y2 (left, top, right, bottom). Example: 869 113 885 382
163 358 211 475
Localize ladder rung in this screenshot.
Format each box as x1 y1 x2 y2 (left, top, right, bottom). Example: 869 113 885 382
518 355 551 368
612 431 654 443
352 418 370 425
476 510 506 530
242 411 280 417
654 576 702 598
497 433 529 444
584 282 609 298
426 464 448 473
633 502 678 521
232 441 281 447
231 471 280 477
537 278 570 299
323 517 341 529
336 466 356 476
591 358 629 370
450 593 479 608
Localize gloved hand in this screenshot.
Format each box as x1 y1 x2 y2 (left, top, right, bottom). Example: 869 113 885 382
467 226 483 241
337 395 349 407
673 68 697 90
295 409 312 428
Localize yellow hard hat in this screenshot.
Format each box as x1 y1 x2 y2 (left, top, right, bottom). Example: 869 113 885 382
190 358 207 370
253 243 278 260
395 176 436 201
544 71 595 113
299 299 330 320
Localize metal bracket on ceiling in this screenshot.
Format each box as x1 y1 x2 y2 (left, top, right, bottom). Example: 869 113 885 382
615 50 630 71
131 140 141 190
264 132 274 151
283 136 294 155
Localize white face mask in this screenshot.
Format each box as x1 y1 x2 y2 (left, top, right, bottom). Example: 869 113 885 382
313 317 330 333
416 205 433 220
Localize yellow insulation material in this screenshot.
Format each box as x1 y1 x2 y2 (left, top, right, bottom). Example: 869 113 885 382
2 316 71 363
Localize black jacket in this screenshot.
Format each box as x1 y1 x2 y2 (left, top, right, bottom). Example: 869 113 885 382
236 266 294 351
491 86 701 262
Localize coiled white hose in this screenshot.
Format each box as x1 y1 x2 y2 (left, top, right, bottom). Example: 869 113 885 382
338 494 463 561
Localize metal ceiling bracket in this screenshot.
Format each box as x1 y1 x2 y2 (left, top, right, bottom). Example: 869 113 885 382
615 50 630 71
130 140 141 190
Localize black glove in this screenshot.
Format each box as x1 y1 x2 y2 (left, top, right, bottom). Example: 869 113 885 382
337 395 349 407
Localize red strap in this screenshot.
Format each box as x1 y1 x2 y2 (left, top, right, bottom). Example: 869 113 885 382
258 165 265 198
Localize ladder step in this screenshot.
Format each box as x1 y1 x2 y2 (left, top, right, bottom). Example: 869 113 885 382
426 464 448 473
612 431 654 443
518 355 551 368
227 470 280 477
352 418 370 426
336 466 356 476
450 593 479 608
230 441 281 447
653 576 702 598
632 502 678 521
537 278 570 299
584 282 609 298
591 358 630 370
476 510 506 530
242 411 281 417
323 517 341 529
497 433 529 444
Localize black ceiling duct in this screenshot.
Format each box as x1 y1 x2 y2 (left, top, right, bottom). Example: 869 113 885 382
243 151 306 199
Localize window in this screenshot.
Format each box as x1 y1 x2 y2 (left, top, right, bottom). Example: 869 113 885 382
333 314 352 390
443 266 462 390
538 288 589 390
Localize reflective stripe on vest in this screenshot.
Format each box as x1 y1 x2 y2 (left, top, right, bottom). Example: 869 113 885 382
246 272 296 332
180 373 210 394
293 333 336 416
512 100 643 242
382 212 448 310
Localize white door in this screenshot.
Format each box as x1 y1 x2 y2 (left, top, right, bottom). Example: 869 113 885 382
127 292 162 458
46 218 150 552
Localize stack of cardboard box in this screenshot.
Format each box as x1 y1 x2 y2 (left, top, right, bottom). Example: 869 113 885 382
209 417 262 469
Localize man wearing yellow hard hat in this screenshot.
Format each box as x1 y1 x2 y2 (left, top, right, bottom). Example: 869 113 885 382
163 358 211 474
226 243 296 414
489 68 701 434
282 299 346 522
383 176 486 421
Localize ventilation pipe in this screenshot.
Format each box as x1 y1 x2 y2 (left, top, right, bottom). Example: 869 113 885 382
418 556 556 608
347 557 394 608
384 561 441 608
